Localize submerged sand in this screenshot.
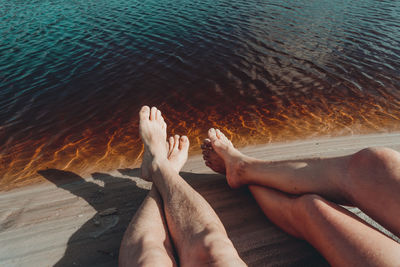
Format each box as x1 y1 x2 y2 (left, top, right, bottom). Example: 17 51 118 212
1 133 399 266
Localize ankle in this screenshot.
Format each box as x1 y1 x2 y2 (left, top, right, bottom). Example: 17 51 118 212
241 158 255 183
224 156 249 188
151 156 168 171
234 155 256 181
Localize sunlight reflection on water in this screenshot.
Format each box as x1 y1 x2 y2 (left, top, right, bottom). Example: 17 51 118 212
1 0 400 189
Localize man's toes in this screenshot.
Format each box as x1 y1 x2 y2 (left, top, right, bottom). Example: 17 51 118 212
173 135 180 150
179 136 189 151
156 110 162 121
140 106 150 120
168 136 174 154
150 106 157 120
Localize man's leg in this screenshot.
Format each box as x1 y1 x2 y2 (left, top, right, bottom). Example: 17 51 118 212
119 121 197 266
139 106 246 267
119 186 177 267
248 185 400 266
202 128 400 236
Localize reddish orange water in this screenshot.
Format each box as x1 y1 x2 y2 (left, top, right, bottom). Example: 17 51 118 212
1 88 400 190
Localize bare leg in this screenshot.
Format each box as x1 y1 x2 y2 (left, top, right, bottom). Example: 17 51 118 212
120 122 189 266
139 106 246 267
120 113 189 267
119 186 177 267
202 128 400 236
249 185 400 266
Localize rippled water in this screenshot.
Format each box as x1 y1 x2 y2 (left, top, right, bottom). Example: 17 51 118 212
1 0 400 189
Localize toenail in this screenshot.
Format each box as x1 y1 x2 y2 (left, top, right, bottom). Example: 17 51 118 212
140 106 150 113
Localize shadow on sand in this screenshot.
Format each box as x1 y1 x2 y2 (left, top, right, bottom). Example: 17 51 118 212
38 168 149 267
39 168 327 267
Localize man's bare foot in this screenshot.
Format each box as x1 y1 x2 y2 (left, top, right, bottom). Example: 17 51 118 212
202 128 248 188
139 106 168 181
167 135 189 172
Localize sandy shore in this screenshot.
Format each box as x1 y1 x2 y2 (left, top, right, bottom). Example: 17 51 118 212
1 133 399 266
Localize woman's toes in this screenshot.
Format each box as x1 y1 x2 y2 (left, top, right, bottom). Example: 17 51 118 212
216 129 223 139
201 138 212 149
208 128 217 141
212 139 222 148
201 142 207 149
217 129 230 142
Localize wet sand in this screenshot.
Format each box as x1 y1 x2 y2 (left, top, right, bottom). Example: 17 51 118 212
1 133 399 266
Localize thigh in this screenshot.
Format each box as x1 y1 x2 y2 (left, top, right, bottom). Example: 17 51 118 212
294 193 400 266
249 185 400 266
346 147 400 237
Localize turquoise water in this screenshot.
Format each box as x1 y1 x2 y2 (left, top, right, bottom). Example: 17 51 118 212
1 0 400 188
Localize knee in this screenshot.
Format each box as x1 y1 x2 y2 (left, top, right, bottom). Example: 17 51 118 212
350 147 399 168
189 227 240 265
136 247 175 267
120 239 174 267
348 147 400 186
294 194 326 216
292 194 328 237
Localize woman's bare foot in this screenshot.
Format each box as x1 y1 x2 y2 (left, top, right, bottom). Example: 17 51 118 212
201 139 226 174
139 106 168 181
167 135 189 172
202 128 249 188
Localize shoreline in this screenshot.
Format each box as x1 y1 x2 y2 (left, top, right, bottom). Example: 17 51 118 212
3 132 400 193
1 132 399 266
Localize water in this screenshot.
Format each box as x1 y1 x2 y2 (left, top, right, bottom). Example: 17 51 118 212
1 0 400 189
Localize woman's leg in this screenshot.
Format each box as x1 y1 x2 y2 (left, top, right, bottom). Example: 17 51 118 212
119 186 177 267
202 128 400 236
249 185 400 266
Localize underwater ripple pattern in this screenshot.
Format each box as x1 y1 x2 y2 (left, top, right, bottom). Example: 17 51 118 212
1 0 400 189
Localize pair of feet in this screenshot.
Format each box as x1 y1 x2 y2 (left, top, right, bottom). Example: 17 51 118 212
139 106 245 188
